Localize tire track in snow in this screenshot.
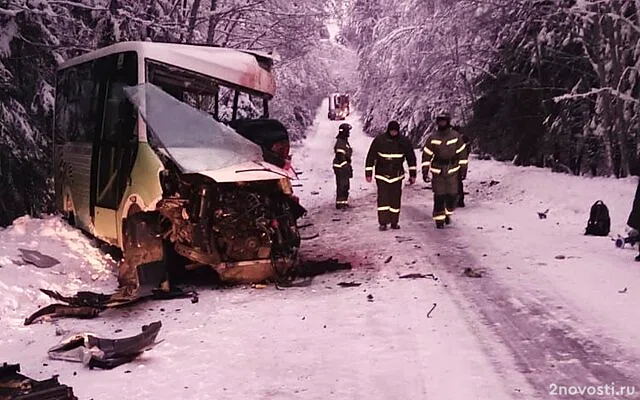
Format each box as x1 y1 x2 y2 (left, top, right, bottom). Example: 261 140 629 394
402 204 640 399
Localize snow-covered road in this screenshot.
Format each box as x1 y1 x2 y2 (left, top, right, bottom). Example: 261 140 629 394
1 102 639 399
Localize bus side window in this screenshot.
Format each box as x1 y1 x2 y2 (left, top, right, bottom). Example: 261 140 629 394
55 62 100 143
103 53 137 142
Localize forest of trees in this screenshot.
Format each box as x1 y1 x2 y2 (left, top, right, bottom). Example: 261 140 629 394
343 0 640 178
0 0 346 226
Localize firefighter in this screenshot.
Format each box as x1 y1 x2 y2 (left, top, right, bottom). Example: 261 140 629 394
422 111 468 228
452 127 470 207
333 123 353 209
365 120 417 230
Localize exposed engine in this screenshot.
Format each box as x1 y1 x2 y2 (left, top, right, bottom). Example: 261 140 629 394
156 171 304 271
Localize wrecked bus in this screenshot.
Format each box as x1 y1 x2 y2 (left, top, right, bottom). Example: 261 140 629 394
53 41 305 297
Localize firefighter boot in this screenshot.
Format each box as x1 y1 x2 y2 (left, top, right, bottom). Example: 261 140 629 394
445 216 451 225
379 224 388 231
436 221 445 229
391 223 400 229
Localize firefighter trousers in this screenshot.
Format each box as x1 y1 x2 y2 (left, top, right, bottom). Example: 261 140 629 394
433 194 457 222
457 177 465 206
335 173 350 206
376 179 402 225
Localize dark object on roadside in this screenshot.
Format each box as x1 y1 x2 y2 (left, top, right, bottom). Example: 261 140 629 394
615 231 640 248
619 287 628 294
384 256 392 264
537 209 549 219
366 294 374 302
463 267 483 278
337 281 361 287
584 200 610 236
24 288 194 325
0 362 77 400
627 176 640 260
48 322 162 370
17 249 60 269
399 273 437 280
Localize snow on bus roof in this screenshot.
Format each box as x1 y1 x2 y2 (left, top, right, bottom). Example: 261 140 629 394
58 41 277 97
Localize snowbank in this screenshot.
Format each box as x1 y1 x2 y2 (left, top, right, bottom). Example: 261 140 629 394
458 159 640 358
0 215 117 327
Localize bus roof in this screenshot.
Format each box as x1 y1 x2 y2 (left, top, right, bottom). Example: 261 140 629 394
58 41 277 97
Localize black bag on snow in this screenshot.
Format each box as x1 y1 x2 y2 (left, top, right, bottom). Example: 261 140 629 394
585 200 610 236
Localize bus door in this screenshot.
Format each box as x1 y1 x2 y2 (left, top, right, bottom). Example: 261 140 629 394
91 52 138 243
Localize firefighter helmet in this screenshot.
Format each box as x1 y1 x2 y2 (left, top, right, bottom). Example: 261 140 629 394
338 123 352 134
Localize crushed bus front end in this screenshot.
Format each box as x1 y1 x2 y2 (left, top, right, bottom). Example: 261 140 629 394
117 83 306 296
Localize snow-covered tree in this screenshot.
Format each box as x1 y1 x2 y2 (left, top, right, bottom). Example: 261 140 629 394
345 0 640 177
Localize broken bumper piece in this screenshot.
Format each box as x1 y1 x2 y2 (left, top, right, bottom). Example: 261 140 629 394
47 321 162 370
24 289 195 325
0 362 77 399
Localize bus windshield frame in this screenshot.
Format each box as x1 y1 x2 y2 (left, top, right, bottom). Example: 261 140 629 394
145 59 270 123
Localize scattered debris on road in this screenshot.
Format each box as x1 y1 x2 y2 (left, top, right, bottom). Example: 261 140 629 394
16 248 60 268
48 322 162 370
463 267 483 278
537 209 549 219
427 303 437 318
24 288 194 325
0 362 77 399
555 255 566 260
337 281 361 287
367 294 374 302
384 256 393 264
275 278 314 289
395 236 413 243
619 287 628 294
399 273 438 281
479 180 500 187
251 284 268 289
310 191 320 195
301 233 320 240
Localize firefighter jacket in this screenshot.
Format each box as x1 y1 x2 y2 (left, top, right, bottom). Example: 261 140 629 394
333 137 353 178
422 128 468 179
365 132 417 183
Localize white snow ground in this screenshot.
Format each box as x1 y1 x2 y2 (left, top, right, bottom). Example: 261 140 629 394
1 102 639 399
